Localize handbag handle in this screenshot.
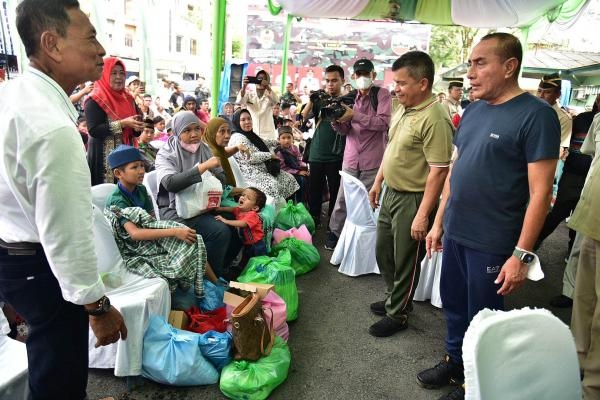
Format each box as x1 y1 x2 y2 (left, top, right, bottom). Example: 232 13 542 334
260 306 275 357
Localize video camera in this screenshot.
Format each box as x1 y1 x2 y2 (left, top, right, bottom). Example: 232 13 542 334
309 89 355 121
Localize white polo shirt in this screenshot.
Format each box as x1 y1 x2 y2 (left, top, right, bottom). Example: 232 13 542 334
0 68 105 305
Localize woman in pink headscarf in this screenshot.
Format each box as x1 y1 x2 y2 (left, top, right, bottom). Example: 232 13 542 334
85 56 145 185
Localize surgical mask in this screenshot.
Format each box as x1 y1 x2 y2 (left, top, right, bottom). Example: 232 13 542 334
180 141 201 153
356 76 372 90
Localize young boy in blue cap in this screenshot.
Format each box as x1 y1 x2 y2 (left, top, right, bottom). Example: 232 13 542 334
105 144 218 297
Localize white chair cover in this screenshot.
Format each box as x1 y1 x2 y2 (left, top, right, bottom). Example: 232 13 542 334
88 186 171 377
331 171 379 276
228 156 247 188
0 307 28 399
90 183 117 210
413 251 443 308
463 307 581 400
143 170 161 220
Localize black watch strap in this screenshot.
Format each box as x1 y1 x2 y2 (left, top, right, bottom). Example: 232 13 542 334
86 295 111 316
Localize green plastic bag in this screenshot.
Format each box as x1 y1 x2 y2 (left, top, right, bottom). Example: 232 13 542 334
259 204 276 252
237 250 299 321
270 237 320 276
274 200 316 234
219 337 291 400
220 185 239 207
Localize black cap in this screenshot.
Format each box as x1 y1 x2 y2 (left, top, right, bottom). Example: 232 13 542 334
539 73 561 90
353 59 375 73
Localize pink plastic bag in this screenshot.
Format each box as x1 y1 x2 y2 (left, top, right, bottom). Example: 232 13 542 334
272 224 313 245
262 291 287 330
275 321 289 341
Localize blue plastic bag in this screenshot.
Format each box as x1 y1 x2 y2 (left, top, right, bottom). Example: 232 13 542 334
171 285 196 311
142 315 219 386
198 278 228 311
198 330 233 371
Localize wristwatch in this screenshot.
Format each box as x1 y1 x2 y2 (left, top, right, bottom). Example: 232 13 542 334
513 247 535 265
85 295 111 316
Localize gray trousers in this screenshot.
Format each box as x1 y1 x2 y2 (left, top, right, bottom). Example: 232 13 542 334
563 231 584 298
328 167 378 237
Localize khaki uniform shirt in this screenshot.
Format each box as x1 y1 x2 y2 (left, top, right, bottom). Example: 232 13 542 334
442 98 462 120
382 96 453 192
569 114 600 241
553 102 573 148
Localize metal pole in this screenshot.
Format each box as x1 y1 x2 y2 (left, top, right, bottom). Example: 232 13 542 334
211 0 226 116
0 1 10 79
280 14 293 94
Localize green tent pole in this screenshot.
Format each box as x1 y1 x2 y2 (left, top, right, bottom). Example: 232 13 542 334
280 14 294 94
211 0 226 116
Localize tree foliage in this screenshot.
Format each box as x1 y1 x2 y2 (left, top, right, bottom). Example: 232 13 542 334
429 26 480 70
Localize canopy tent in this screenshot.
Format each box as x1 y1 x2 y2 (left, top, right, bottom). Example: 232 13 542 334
254 0 590 96
268 0 589 28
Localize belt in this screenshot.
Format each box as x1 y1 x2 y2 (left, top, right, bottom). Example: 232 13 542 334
0 238 44 256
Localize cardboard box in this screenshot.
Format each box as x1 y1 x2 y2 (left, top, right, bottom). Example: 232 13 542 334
223 282 274 307
168 310 189 329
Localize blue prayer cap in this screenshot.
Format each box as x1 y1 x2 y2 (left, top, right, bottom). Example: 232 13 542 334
107 144 143 169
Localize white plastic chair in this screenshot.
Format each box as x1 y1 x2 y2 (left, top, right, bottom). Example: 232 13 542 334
88 185 171 377
330 171 380 276
142 170 161 220
463 307 581 400
413 251 443 308
0 306 28 399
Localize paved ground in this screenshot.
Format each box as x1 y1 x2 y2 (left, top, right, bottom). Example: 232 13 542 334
87 220 573 400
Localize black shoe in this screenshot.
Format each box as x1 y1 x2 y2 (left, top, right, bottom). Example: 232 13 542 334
437 385 465 400
417 355 464 389
370 300 386 316
368 315 408 337
550 294 573 308
312 216 322 230
324 232 338 250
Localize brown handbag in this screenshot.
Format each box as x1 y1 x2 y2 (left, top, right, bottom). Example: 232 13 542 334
231 293 274 361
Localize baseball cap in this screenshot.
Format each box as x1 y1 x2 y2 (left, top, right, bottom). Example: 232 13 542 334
353 59 375 73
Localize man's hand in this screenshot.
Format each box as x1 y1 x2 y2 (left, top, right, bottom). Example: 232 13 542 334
298 170 309 176
495 256 528 296
336 104 354 123
411 213 428 242
89 307 127 348
174 227 197 244
368 181 382 209
425 224 443 259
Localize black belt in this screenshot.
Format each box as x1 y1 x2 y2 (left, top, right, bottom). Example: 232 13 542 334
0 238 43 256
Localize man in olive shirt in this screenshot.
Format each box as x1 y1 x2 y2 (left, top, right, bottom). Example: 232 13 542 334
569 112 600 400
368 51 453 337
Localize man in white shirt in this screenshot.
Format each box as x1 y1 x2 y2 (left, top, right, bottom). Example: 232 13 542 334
0 1 127 399
237 70 279 140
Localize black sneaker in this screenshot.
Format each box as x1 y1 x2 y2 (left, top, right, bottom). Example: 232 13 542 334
324 232 338 251
368 315 408 337
550 294 573 308
370 300 386 316
438 385 465 400
417 355 464 389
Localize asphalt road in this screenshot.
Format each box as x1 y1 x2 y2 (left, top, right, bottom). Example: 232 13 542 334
87 220 573 400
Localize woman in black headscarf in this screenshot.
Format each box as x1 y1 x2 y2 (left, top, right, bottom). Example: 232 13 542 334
228 109 299 199
155 111 242 278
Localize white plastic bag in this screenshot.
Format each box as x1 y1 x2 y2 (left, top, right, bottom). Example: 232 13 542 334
175 171 223 219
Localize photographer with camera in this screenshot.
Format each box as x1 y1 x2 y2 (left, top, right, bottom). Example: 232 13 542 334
301 65 346 229
237 70 279 141
324 59 392 251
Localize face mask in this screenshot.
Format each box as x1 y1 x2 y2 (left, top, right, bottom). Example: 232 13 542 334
179 140 201 153
356 76 372 90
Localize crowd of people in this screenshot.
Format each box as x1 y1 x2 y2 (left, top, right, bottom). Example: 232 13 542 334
1 1 600 400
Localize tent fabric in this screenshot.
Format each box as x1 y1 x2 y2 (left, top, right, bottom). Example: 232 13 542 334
275 0 588 28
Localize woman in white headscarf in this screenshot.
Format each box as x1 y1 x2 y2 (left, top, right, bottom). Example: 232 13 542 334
155 111 242 278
